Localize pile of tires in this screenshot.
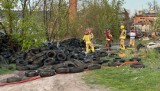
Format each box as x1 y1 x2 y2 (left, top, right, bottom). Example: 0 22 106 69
0 32 20 65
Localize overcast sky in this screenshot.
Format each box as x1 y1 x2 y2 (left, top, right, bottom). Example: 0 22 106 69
123 0 160 16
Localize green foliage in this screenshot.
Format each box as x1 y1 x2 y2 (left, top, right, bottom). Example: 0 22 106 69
77 0 124 40
0 0 124 50
14 15 46 50
0 0 18 34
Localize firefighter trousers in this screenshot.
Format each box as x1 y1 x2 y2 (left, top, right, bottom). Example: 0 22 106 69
130 39 135 47
120 39 125 50
86 42 94 53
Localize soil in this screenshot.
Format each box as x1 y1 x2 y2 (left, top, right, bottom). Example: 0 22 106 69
0 72 108 91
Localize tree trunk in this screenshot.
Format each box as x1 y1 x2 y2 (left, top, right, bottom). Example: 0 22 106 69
69 0 77 23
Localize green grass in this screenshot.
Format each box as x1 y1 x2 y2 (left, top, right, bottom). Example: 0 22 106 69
0 64 16 75
84 49 160 91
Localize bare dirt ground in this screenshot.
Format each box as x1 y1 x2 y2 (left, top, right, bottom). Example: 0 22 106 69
0 72 109 91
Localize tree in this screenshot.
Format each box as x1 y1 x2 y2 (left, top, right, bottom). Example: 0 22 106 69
0 0 18 34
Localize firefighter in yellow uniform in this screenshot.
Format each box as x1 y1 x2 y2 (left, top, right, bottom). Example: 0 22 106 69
120 25 126 50
83 30 95 53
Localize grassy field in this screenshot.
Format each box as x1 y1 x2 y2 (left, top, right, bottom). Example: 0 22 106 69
84 40 160 91
0 64 16 75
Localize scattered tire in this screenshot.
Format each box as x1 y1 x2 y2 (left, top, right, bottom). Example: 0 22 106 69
39 69 56 77
129 58 141 62
99 60 110 65
55 67 69 74
7 77 22 83
113 58 125 63
108 62 121 67
25 70 39 77
69 67 84 73
130 63 145 68
98 51 108 57
88 64 101 70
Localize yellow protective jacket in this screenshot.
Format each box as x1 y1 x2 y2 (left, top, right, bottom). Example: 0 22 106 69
83 34 92 44
120 29 126 39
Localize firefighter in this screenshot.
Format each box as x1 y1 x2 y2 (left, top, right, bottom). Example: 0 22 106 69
105 29 113 51
129 29 136 47
120 25 126 50
83 30 95 53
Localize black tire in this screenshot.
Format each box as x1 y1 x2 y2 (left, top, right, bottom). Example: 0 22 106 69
16 65 28 71
99 60 110 65
57 52 67 61
39 69 56 77
26 65 40 70
108 62 121 67
32 55 47 65
109 53 118 57
77 53 85 60
72 59 85 68
25 70 39 77
44 58 56 65
113 58 125 63
16 58 28 66
93 55 100 61
53 63 66 69
129 58 141 62
30 52 46 61
38 65 54 71
88 64 101 70
98 51 108 57
29 47 40 56
64 61 77 67
67 53 78 60
55 67 70 73
7 77 22 83
69 67 84 73
130 63 145 68
39 46 50 52
46 51 56 58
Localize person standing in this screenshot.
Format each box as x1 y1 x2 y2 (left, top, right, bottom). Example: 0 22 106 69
120 25 127 50
129 29 136 47
105 29 113 51
83 30 95 53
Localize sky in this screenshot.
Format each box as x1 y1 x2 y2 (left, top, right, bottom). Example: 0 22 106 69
123 0 160 16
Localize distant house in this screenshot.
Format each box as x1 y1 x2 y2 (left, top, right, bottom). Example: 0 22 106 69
133 10 157 32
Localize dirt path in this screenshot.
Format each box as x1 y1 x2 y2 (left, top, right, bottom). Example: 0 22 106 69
0 72 108 91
